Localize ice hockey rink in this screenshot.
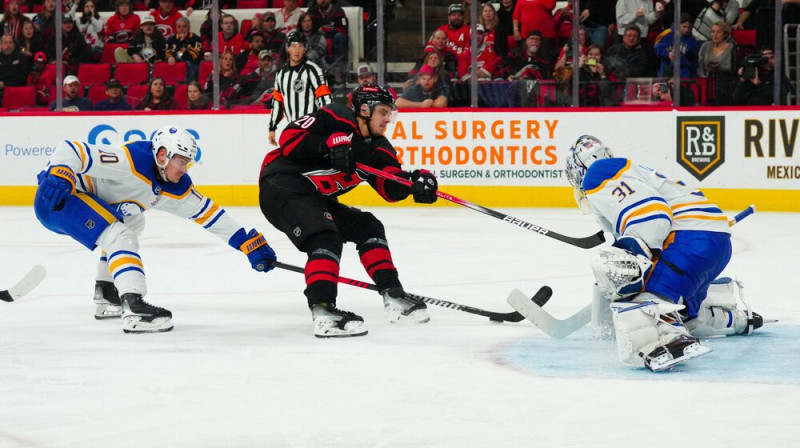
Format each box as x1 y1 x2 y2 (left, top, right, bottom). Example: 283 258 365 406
1 205 798 447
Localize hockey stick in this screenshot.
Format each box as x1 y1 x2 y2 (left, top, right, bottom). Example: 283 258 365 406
509 205 759 338
0 265 47 303
271 260 551 322
354 163 606 249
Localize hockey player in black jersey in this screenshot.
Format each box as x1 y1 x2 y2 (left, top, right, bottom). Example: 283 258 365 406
259 84 439 338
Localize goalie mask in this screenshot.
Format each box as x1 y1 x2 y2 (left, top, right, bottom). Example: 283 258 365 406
565 135 613 212
152 126 197 180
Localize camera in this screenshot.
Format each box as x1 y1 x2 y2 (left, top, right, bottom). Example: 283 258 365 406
742 55 768 80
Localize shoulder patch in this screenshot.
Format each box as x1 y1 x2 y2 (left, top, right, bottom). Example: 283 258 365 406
583 158 630 193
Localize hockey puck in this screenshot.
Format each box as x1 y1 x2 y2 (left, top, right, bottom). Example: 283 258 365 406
531 286 553 307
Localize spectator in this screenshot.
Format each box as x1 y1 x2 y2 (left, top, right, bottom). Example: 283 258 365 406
652 78 697 105
236 33 265 76
347 63 397 107
495 0 517 57
115 14 165 64
150 0 182 39
604 26 650 80
1 35 30 104
654 13 700 78
27 51 56 106
420 29 459 79
1 0 30 42
406 49 454 92
49 75 93 111
240 49 277 106
34 0 58 59
104 0 140 44
296 12 328 70
577 44 615 106
186 79 211 109
512 0 557 60
260 11 286 55
94 78 133 110
554 26 587 71
437 3 470 56
479 2 501 55
457 24 497 80
276 0 303 35
205 50 246 108
732 47 792 105
396 65 448 108
615 0 662 40
136 76 174 110
579 0 617 49
216 14 247 56
698 21 737 104
693 0 738 42
76 0 105 60
307 0 349 85
165 16 202 81
502 30 554 80
553 0 576 45
61 15 91 74
16 20 45 62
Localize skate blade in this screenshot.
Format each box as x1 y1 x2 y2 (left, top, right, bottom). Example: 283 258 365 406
94 314 122 320
649 345 713 372
122 316 173 334
314 329 369 338
389 311 431 324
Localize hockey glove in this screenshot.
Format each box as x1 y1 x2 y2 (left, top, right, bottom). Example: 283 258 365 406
325 132 355 174
410 169 438 204
39 166 76 211
230 229 277 273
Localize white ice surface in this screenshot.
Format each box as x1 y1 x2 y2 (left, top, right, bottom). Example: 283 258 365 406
1 206 798 447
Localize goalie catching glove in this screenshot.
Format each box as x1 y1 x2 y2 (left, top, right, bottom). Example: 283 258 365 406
325 132 354 174
592 236 653 299
409 169 438 204
229 228 277 272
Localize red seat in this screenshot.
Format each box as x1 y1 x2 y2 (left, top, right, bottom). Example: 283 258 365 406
102 43 129 64
1 86 37 110
87 85 108 105
272 0 285 7
125 84 149 106
77 63 112 86
152 61 188 85
32 4 43 13
731 30 756 47
241 19 253 35
173 83 189 109
198 61 213 85
238 0 268 7
114 62 150 86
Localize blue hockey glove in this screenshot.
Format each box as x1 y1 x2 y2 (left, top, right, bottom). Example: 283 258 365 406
410 169 438 204
230 229 277 272
39 166 76 211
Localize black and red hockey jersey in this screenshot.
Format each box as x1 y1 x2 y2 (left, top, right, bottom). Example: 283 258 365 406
260 103 412 202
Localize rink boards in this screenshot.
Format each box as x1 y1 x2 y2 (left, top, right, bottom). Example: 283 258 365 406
1 107 798 211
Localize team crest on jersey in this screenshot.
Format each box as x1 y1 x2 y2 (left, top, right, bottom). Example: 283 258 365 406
676 116 725 181
292 79 305 92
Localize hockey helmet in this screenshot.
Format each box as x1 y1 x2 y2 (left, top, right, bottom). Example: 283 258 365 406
566 135 613 212
285 31 306 48
351 83 395 117
152 126 197 162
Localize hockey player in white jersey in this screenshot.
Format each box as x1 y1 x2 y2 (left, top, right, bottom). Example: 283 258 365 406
565 135 763 371
34 126 278 333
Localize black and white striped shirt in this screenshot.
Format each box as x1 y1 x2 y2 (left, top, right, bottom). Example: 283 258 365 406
269 59 332 132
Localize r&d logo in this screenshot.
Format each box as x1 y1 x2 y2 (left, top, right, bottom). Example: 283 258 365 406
676 116 725 181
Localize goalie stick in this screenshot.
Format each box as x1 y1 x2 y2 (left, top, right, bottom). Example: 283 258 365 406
0 265 47 303
355 163 606 249
271 260 552 322
509 205 759 338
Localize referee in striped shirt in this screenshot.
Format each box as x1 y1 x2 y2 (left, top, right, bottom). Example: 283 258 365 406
268 31 333 146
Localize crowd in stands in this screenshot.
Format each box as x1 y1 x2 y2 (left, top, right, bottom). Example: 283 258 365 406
1 0 798 111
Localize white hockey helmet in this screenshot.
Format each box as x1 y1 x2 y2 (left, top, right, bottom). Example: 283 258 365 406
152 126 197 162
566 135 613 213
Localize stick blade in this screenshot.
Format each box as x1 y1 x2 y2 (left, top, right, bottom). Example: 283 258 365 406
507 288 591 339
3 265 47 302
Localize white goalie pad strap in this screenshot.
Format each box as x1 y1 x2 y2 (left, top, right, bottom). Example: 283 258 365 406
591 246 653 299
610 296 686 367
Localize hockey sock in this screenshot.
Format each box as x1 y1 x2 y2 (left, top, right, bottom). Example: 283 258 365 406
303 232 343 308
96 252 113 282
96 222 147 296
357 237 401 293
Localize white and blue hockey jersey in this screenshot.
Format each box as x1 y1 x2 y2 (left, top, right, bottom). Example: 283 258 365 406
42 139 242 243
582 158 730 251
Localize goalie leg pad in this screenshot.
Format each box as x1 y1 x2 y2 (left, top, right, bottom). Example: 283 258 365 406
685 278 763 337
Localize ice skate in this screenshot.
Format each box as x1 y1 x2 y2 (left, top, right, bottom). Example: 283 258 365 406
121 293 173 333
93 280 122 320
382 287 430 324
643 334 712 372
311 303 367 338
